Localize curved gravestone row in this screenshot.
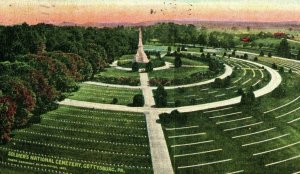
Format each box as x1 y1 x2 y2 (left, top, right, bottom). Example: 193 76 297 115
160 57 299 173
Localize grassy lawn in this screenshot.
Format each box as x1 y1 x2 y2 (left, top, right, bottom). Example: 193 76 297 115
96 68 139 79
118 55 166 68
149 67 208 80
68 83 142 105
159 58 270 107
163 56 208 66
161 70 300 173
144 45 168 53
0 106 152 174
94 68 140 86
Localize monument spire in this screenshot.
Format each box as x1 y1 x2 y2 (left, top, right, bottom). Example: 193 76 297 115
134 27 149 63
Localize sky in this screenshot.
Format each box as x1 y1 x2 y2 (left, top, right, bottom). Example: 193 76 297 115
1 0 300 25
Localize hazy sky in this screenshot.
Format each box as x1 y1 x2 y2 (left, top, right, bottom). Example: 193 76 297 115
1 0 300 25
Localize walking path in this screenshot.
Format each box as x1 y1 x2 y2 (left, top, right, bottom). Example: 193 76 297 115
61 58 281 114
140 73 174 174
59 53 282 174
111 61 172 72
84 64 233 90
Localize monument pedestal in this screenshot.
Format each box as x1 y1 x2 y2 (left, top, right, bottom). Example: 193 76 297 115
134 27 149 63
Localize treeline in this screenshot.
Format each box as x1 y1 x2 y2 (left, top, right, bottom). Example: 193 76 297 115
143 23 236 49
0 23 138 63
0 23 140 143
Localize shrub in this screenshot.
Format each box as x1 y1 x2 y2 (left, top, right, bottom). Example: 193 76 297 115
175 100 181 107
272 63 278 70
237 88 244 95
268 52 272 57
132 62 139 72
189 98 196 105
145 61 153 72
272 85 286 98
260 50 264 56
174 54 182 68
132 94 144 107
154 85 168 107
111 98 118 104
254 57 258 61
167 46 172 55
200 47 204 52
279 67 285 74
176 88 185 94
159 110 187 124
240 89 256 105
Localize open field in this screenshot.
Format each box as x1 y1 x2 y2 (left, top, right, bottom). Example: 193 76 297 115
68 83 142 105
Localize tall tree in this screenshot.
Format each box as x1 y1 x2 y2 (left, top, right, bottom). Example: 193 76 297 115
277 38 290 58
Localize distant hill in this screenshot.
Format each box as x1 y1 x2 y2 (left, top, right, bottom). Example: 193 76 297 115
54 20 300 29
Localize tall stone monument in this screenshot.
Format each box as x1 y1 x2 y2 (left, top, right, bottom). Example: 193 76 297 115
134 27 149 63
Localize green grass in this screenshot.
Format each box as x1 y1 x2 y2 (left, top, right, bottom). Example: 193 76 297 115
161 71 300 173
118 56 166 68
149 67 208 80
163 56 208 66
144 45 168 53
96 68 139 79
161 59 270 107
68 83 142 105
0 106 152 174
94 68 140 86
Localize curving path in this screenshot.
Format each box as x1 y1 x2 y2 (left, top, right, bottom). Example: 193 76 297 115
59 55 282 174
83 64 233 90
111 60 173 72
61 58 281 114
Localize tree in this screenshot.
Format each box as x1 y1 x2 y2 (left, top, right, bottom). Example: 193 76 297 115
167 46 172 55
297 49 300 60
174 53 182 68
258 43 264 49
272 63 278 69
240 88 256 105
244 54 248 60
206 53 211 59
247 26 251 32
279 67 285 74
132 62 139 72
200 47 204 53
0 96 16 143
145 61 153 72
156 51 161 59
268 52 272 57
232 50 236 57
155 85 167 107
277 39 290 58
132 94 144 107
260 50 264 57
254 57 258 61
197 33 207 46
